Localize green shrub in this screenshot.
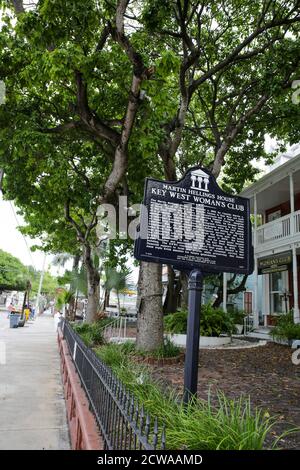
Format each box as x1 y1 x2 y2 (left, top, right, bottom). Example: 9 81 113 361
271 312 300 341
73 321 105 347
231 310 246 324
157 337 181 358
166 393 294 450
73 322 90 334
164 310 188 334
97 338 181 362
79 331 95 348
164 305 235 337
96 342 130 367
201 304 235 337
275 311 294 327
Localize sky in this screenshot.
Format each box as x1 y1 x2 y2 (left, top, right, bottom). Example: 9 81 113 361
0 193 60 274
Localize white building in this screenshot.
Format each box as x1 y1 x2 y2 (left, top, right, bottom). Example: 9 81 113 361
240 150 300 327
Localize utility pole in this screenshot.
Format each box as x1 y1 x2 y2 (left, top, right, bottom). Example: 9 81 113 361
34 254 46 317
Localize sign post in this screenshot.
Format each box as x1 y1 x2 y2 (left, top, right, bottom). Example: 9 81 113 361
183 269 203 404
134 166 253 403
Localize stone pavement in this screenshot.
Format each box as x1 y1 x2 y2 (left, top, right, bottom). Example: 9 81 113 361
0 309 70 450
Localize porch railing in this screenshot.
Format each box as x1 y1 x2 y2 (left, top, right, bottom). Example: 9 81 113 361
61 320 165 450
256 209 300 246
243 314 254 336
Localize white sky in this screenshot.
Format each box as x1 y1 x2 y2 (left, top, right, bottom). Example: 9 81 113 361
0 193 58 273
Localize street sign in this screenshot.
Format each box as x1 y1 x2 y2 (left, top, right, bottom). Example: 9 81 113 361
134 166 253 275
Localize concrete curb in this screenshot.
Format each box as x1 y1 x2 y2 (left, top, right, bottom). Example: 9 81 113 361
57 330 104 450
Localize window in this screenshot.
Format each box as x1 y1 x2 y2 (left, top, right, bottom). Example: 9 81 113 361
270 271 286 314
267 209 281 223
244 291 253 314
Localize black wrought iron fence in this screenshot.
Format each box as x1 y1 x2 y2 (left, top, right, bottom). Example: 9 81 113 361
62 320 166 450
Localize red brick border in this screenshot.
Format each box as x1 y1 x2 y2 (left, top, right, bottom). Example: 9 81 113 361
131 352 185 366
57 330 104 450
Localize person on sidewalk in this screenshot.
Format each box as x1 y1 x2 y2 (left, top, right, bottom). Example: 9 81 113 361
54 311 63 332
7 303 15 313
7 302 15 318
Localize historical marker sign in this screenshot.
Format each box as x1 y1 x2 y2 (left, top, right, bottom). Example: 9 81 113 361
134 167 253 275
134 166 253 403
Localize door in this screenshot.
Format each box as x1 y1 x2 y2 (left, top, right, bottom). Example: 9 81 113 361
269 271 288 314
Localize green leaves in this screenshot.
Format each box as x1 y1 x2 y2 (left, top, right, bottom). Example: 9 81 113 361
155 50 180 77
0 249 28 291
164 304 236 337
1 0 300 276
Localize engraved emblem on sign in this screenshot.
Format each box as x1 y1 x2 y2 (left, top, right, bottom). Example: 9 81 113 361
190 169 210 191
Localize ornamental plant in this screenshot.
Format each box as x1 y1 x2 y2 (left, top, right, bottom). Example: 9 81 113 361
164 305 236 337
271 312 300 341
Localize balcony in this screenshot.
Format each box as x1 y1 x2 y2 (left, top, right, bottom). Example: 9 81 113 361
255 210 300 253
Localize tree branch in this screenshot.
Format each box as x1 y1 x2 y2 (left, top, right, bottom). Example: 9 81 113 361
74 70 120 146
101 0 149 202
10 0 24 14
212 94 269 177
64 200 85 243
189 13 300 96
95 24 110 52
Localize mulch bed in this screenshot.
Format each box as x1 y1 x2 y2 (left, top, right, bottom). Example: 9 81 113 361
150 343 300 449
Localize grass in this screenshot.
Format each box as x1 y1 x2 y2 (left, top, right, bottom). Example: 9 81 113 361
73 325 299 449
137 337 182 359
93 342 298 450
72 320 108 347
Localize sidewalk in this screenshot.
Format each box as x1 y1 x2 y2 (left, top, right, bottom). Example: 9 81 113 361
0 311 70 450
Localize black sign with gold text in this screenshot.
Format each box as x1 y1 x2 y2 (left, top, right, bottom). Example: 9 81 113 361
258 251 292 274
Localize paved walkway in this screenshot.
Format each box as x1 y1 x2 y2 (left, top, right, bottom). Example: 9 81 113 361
0 310 70 450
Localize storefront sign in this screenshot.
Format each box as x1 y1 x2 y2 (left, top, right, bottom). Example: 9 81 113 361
134 167 253 274
258 251 292 274
261 265 289 274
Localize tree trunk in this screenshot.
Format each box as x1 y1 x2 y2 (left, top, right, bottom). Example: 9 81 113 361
103 289 110 309
84 244 100 323
180 271 189 310
116 290 121 314
86 276 100 323
136 261 163 352
72 291 78 321
163 265 178 313
212 274 248 309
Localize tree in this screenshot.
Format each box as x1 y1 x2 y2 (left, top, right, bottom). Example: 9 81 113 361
103 266 131 313
0 135 105 320
136 0 300 350
30 268 59 302
208 273 248 309
0 249 28 291
0 0 154 322
1 1 300 346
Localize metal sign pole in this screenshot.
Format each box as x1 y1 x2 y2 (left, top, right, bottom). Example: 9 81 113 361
183 269 203 404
